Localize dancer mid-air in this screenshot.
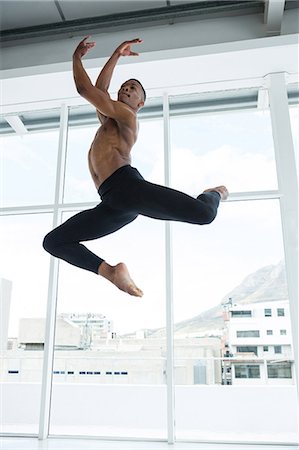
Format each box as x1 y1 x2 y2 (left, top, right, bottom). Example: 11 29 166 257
43 37 228 297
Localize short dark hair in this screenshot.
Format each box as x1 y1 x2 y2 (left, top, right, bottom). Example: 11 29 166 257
129 78 146 102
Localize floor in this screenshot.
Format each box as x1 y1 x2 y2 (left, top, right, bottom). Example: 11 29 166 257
1 437 298 450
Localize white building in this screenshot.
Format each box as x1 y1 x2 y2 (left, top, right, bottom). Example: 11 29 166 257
2 328 222 385
222 300 294 385
0 278 12 352
59 313 114 348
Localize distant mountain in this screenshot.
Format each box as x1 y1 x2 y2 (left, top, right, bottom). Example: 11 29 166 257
221 260 287 305
121 261 287 338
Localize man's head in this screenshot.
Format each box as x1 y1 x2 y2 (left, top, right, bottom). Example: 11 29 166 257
118 79 146 111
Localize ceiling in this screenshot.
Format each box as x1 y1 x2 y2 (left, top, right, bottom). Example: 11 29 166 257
0 0 298 81
1 0 298 47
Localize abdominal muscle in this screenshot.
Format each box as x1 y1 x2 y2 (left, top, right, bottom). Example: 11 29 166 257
88 119 134 189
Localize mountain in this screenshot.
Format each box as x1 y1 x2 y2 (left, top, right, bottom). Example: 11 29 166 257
121 261 288 338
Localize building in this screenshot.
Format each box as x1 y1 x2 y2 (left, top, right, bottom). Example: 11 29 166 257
59 313 114 348
0 278 12 352
2 317 222 385
222 300 294 385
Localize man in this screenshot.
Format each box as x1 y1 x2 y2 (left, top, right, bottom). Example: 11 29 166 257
43 36 228 298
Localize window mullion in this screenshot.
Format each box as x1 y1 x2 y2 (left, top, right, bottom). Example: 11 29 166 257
163 92 175 444
39 103 68 440
267 72 299 396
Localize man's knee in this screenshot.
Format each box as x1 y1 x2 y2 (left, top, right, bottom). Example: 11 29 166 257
43 230 59 255
199 205 218 225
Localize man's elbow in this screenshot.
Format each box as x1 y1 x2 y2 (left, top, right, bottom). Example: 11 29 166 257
76 84 87 95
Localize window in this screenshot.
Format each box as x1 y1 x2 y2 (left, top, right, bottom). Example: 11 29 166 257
2 78 297 444
280 330 287 335
231 310 252 317
235 365 261 379
263 346 269 352
1 125 59 207
50 113 167 439
236 346 258 355
267 330 273 335
277 308 285 317
237 330 260 338
0 213 52 434
267 363 292 379
264 309 272 317
169 99 278 193
274 346 282 354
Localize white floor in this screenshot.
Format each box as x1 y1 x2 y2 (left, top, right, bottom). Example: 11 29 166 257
1 437 298 450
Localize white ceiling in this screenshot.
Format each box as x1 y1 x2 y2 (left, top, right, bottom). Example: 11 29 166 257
0 1 169 30
0 0 298 97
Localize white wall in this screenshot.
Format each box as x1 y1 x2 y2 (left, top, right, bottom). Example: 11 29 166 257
1 383 298 443
0 279 12 352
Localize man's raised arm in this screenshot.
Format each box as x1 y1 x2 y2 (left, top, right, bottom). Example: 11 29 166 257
95 38 143 92
72 37 138 124
72 36 96 93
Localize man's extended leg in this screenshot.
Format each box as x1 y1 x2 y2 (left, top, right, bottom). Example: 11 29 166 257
120 175 227 224
43 203 143 296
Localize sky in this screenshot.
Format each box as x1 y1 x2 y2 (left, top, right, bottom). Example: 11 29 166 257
1 101 298 337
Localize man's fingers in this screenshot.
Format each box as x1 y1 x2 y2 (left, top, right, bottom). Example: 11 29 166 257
126 38 143 44
81 36 95 46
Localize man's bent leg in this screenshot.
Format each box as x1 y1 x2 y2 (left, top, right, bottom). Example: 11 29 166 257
43 203 136 273
43 204 143 296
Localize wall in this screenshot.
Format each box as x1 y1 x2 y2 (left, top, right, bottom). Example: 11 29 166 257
1 382 297 443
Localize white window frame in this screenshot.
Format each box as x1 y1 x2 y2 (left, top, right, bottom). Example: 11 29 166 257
1 73 298 445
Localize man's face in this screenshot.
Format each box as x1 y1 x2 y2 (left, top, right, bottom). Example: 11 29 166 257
118 80 144 110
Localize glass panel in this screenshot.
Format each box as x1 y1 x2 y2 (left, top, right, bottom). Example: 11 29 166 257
63 120 99 204
49 213 166 438
0 213 52 434
289 104 299 176
51 112 166 438
169 104 278 193
172 199 295 442
1 126 59 207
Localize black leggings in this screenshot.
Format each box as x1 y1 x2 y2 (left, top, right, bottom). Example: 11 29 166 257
43 165 220 274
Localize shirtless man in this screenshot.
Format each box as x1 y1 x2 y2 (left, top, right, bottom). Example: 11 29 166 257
43 36 228 297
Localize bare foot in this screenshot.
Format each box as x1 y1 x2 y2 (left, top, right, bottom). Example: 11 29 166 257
203 185 229 201
99 262 143 297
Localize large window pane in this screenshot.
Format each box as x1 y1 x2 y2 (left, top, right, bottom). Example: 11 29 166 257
50 214 166 438
170 104 278 193
289 104 299 176
0 213 52 434
51 113 166 438
171 198 295 442
1 126 59 207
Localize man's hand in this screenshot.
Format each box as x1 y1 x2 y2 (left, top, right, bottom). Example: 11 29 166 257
115 38 143 57
73 36 96 59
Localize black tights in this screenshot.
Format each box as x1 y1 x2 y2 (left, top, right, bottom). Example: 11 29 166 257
43 165 220 274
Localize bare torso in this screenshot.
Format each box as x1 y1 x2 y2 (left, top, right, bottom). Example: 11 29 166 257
88 112 138 189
